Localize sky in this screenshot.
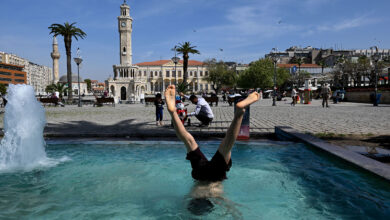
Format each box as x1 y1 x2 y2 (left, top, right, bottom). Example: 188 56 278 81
0 0 389 81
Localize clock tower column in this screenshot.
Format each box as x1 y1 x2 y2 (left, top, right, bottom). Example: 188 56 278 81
118 1 133 66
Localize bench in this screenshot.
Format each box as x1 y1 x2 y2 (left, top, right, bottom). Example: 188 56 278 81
94 97 115 107
144 97 156 106
203 96 219 106
39 97 62 106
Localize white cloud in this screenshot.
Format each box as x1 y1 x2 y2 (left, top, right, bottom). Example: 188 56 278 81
317 15 378 32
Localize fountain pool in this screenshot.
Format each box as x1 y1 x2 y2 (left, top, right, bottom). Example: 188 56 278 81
0 140 389 219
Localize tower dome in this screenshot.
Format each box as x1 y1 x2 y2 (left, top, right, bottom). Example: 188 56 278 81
59 75 83 83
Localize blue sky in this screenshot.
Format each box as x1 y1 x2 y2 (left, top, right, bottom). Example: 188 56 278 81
1 0 389 81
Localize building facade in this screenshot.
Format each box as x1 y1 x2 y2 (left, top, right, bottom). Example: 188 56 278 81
0 51 52 94
0 63 27 86
59 75 88 96
25 62 52 94
265 46 390 67
107 1 211 102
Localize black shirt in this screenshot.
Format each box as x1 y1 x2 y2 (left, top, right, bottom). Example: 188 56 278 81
154 99 165 110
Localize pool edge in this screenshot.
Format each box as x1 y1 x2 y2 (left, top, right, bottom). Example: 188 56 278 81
275 126 390 182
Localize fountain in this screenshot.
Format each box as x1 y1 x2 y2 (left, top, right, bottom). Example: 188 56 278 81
0 84 60 172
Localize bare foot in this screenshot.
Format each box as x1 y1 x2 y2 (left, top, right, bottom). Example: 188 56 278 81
165 85 176 113
236 92 260 109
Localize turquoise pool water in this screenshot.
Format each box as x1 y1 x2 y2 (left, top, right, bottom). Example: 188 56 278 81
0 140 389 219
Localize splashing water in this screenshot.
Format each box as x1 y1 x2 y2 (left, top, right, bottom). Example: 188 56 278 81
0 84 68 172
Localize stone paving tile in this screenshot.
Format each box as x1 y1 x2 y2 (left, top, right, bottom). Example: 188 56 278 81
0 99 388 137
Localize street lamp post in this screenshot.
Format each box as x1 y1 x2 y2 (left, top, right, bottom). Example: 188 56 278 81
270 48 279 106
370 46 380 107
74 56 83 107
171 56 180 86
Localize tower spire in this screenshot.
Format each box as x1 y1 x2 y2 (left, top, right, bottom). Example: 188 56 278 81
51 36 60 83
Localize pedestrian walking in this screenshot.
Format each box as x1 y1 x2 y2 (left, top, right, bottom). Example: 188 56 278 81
321 84 331 108
291 87 297 106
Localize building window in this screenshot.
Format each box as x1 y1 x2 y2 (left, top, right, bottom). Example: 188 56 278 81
200 71 203 77
190 71 193 76
150 71 153 77
200 84 203 90
15 79 25 82
144 71 146 76
194 71 197 77
166 71 170 77
138 71 141 76
178 71 182 77
205 84 208 90
159 71 162 77
0 71 12 76
14 73 24 77
155 71 157 76
172 71 176 77
0 78 12 81
205 71 209 76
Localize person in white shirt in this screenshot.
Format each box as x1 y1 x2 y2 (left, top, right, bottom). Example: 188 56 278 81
291 87 297 106
182 93 214 127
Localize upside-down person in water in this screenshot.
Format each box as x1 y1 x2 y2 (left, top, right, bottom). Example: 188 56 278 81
166 85 259 182
166 85 259 215
166 86 260 212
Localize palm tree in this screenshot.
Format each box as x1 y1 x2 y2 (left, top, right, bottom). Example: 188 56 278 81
174 42 200 84
45 82 68 100
318 59 327 75
293 57 304 87
48 22 86 101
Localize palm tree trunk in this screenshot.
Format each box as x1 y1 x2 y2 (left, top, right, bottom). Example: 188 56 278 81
183 54 189 84
65 36 73 101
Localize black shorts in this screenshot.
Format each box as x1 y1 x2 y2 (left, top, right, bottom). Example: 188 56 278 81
186 148 232 182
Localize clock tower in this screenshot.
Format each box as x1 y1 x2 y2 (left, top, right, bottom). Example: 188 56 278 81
118 0 133 66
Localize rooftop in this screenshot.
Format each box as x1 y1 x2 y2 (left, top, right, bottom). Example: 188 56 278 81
135 60 204 67
278 63 321 68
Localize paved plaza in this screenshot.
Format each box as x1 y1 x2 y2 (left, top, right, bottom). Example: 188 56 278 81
1 98 388 138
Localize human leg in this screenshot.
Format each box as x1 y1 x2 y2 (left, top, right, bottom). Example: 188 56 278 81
165 85 198 152
195 114 212 125
159 108 164 125
326 96 329 107
217 92 260 163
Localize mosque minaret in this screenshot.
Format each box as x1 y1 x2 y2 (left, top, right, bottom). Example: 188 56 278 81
50 36 60 83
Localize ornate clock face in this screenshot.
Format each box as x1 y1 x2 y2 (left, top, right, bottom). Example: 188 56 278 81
121 22 126 27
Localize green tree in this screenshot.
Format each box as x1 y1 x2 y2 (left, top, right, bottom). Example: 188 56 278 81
45 82 68 99
49 22 86 101
174 42 200 84
84 79 92 91
176 81 190 94
0 84 7 95
204 59 236 94
237 58 290 89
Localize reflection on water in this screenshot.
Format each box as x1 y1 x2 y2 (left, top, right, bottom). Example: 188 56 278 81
188 181 243 219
